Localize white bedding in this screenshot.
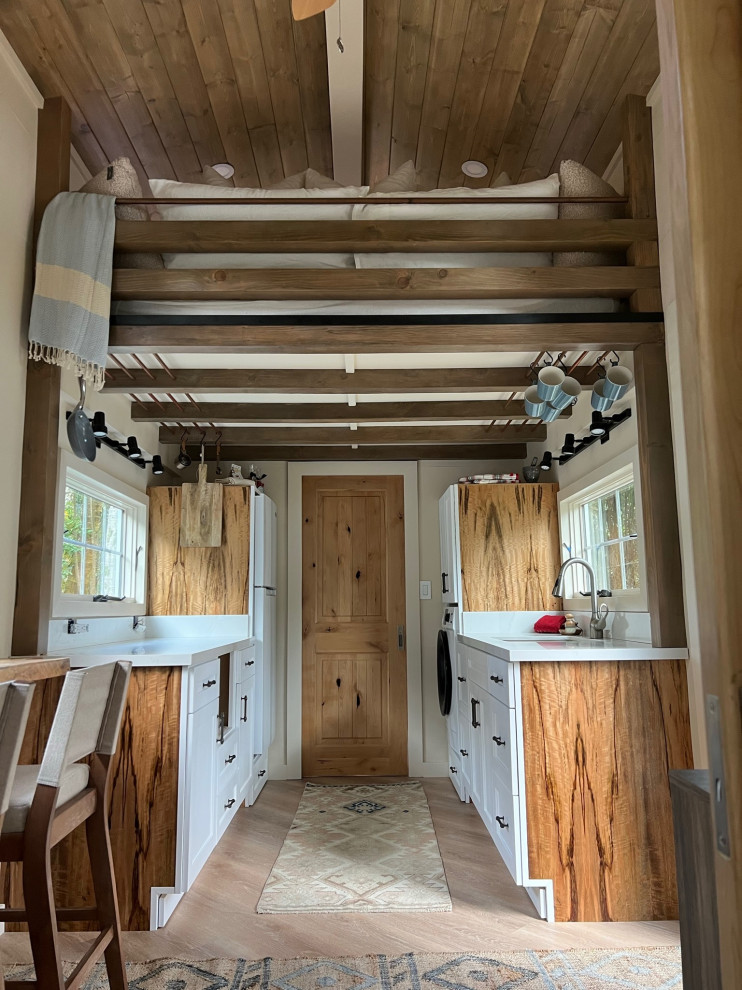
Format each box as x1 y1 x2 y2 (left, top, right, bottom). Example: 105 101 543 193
134 174 617 316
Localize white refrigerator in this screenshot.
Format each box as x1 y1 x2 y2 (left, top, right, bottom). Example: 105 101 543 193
253 492 277 766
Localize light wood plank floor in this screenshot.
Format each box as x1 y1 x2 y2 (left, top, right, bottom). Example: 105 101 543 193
0 778 680 963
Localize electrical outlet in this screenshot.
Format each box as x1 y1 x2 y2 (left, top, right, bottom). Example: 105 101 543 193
419 580 432 600
67 619 89 635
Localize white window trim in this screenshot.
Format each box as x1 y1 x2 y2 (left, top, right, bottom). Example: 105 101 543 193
557 447 648 613
53 451 149 619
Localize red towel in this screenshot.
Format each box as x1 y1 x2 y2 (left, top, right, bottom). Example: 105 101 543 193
534 614 565 633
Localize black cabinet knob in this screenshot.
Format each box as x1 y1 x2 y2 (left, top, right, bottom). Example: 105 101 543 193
495 815 508 829
449 766 457 773
459 749 468 757
225 754 236 764
202 678 217 688
493 736 506 747
457 676 466 683
258 769 266 777
490 675 504 684
225 798 236 809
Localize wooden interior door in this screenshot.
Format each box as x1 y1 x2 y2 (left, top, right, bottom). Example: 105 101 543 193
302 476 407 776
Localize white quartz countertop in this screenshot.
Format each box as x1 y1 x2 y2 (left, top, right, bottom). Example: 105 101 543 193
64 636 254 668
458 633 688 662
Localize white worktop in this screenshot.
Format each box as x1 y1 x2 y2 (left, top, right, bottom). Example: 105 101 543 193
65 635 254 668
458 632 688 662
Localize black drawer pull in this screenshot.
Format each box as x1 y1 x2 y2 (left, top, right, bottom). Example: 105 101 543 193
241 695 248 722
495 815 509 829
202 678 217 688
441 571 449 594
258 769 266 777
490 674 504 684
471 697 480 728
225 754 236 765
457 676 466 683
493 735 506 747
245 659 255 666
449 766 457 774
225 798 236 809
459 749 468 757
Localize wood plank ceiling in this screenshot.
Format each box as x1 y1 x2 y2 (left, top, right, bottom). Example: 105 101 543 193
0 0 333 187
1 0 658 188
1 0 659 462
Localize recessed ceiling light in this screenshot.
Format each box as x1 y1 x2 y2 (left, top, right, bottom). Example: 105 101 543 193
461 160 488 178
212 162 235 179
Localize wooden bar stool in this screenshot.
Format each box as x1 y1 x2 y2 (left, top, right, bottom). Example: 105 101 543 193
0 661 131 990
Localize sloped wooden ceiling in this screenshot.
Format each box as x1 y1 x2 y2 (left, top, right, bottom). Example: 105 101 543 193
366 0 659 187
0 0 333 187
2 0 658 189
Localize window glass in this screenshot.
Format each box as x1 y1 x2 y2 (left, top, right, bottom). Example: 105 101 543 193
579 481 639 594
61 485 125 597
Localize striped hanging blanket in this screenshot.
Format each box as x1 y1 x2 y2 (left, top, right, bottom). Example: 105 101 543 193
28 191 116 390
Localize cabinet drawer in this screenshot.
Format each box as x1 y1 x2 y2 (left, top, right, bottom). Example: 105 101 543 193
448 747 465 801
237 646 257 682
217 733 239 781
455 644 469 705
217 765 240 835
188 658 220 714
466 645 488 686
488 772 522 884
489 696 519 794
486 653 515 708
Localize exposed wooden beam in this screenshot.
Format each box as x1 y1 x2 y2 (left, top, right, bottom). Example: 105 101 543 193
634 342 685 648
134 399 570 424
13 97 70 658
180 443 528 462
623 94 663 312
159 425 546 445
104 365 600 394
111 266 661 301
108 319 663 355
113 218 657 254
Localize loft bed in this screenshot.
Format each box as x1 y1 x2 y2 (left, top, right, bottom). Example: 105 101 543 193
101 93 662 370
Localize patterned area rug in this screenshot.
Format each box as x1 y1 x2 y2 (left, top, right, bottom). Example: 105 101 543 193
256 782 452 913
12 950 682 990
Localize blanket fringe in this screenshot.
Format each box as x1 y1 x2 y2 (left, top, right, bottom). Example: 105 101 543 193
28 341 105 391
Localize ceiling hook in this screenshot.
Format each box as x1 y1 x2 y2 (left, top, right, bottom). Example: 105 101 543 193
543 351 554 366
610 350 620 366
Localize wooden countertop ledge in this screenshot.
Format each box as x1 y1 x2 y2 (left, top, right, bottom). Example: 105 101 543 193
0 657 69 683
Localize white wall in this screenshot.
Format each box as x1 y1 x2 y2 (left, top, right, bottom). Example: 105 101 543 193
220 454 522 776
0 31 42 656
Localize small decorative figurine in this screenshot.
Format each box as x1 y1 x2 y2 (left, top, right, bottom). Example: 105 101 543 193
560 612 582 636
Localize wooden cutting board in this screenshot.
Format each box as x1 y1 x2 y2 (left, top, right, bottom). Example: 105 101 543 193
181 463 223 547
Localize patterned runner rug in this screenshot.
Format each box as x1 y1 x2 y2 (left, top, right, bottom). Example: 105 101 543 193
256 781 452 913
13 949 682 989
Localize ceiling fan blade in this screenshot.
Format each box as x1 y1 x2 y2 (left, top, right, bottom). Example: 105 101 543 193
292 0 336 20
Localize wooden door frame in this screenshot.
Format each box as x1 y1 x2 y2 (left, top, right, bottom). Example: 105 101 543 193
654 1 742 986
286 462 426 779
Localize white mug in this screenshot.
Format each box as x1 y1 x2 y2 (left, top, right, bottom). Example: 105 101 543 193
536 366 565 402
603 365 634 401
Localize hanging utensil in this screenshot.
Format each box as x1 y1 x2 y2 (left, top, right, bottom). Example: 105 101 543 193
67 377 96 462
215 431 223 477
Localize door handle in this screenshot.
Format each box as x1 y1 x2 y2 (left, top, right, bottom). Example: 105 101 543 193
457 676 466 683
459 749 468 757
471 698 480 728
245 660 255 667
398 625 405 649
449 766 457 774
202 678 217 688
441 571 449 594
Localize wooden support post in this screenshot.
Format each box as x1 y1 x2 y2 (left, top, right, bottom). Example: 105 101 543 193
623 94 663 312
12 98 70 657
654 1 742 986
633 341 686 648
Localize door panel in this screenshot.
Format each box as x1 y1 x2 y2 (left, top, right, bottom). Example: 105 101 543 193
302 476 407 776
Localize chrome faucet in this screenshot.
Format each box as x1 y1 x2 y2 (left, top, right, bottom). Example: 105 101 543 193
552 556 608 640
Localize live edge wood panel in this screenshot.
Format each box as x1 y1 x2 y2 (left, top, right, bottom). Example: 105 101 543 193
458 484 562 612
521 659 693 922
148 486 250 615
4 669 180 932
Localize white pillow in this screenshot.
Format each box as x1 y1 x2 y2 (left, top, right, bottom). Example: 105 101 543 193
149 178 369 269
352 174 559 270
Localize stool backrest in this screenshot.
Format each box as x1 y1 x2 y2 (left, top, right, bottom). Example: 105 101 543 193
0 681 34 818
37 662 131 789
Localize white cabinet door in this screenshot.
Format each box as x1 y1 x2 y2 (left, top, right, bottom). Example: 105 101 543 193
439 487 459 605
184 696 219 888
238 677 256 804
